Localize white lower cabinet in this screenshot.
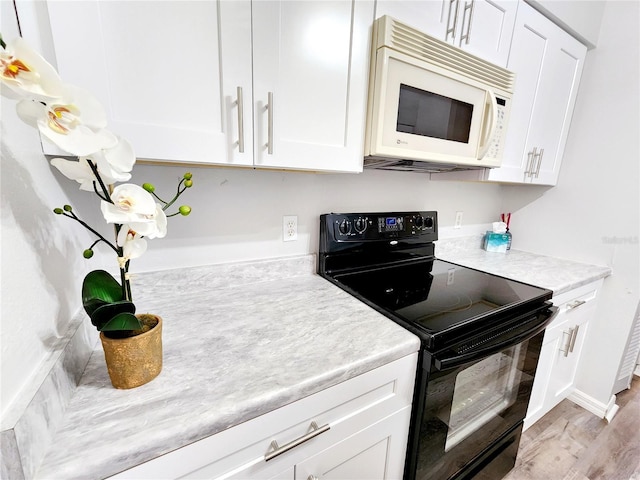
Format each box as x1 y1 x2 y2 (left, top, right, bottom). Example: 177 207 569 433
108 353 418 479
524 281 602 429
295 407 411 479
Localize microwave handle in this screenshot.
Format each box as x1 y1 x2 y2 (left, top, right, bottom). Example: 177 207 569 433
478 89 498 160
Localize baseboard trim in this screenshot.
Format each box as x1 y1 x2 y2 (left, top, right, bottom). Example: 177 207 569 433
568 389 619 421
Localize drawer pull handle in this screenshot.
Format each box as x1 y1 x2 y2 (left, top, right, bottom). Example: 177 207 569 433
265 421 330 461
567 300 586 310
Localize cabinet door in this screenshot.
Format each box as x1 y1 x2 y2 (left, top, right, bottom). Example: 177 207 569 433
374 1 445 36
449 0 518 67
295 407 411 480
487 2 586 185
525 283 600 430
46 1 254 166
251 0 373 172
374 1 516 66
547 301 593 407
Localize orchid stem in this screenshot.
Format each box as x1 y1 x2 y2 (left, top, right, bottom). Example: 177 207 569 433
86 159 113 203
61 210 119 254
151 191 168 204
162 179 187 212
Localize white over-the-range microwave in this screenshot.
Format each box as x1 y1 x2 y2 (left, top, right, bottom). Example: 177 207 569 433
364 16 516 172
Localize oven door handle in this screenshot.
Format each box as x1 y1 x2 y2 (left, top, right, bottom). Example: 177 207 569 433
434 307 558 371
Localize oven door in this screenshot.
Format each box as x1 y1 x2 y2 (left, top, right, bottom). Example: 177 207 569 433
408 308 556 480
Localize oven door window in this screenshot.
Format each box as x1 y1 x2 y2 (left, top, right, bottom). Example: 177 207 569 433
445 344 523 451
415 334 542 480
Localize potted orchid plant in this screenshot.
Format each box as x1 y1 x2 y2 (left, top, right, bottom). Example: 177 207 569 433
1 34 192 387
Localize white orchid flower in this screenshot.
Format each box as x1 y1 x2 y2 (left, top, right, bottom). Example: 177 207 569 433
0 37 64 100
15 84 117 156
101 183 157 225
98 137 136 177
127 204 168 239
116 228 148 261
50 137 136 190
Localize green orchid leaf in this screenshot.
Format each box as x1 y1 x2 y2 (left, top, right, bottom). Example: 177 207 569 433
99 312 143 332
90 301 137 330
82 270 125 316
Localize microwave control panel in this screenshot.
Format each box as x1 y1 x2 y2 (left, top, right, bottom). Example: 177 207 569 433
486 97 509 160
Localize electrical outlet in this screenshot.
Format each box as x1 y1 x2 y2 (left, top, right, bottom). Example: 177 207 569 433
283 215 298 242
447 268 455 285
454 211 463 229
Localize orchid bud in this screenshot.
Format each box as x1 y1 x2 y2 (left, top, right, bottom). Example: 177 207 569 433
184 179 193 188
53 208 63 214
183 172 193 180
179 205 192 216
83 249 94 259
63 204 73 212
142 183 155 193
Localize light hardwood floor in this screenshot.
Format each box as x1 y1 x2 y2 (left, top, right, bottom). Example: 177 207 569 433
504 376 640 480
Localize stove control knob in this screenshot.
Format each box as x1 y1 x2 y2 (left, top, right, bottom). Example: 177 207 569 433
414 215 424 228
338 219 352 235
354 217 367 233
424 216 434 229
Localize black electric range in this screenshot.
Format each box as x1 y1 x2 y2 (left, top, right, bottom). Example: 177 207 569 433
318 211 555 480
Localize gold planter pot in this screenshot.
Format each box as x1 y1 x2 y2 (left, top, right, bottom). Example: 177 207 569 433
100 314 163 389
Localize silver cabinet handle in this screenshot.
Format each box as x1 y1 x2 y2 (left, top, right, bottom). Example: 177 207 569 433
534 148 544 178
460 0 475 45
569 324 580 353
560 327 574 357
567 299 586 310
446 0 460 41
308 476 319 480
266 91 274 155
236 86 245 153
265 421 330 461
525 147 537 177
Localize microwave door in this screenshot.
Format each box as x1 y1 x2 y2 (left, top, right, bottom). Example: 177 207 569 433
371 50 491 166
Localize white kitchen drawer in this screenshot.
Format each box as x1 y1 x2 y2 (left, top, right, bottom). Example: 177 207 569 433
108 352 418 479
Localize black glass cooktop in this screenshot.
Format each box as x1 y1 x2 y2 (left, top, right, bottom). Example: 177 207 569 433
333 259 552 351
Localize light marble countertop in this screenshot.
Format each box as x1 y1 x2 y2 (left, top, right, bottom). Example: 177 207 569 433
436 236 612 295
35 255 420 479
31 240 612 479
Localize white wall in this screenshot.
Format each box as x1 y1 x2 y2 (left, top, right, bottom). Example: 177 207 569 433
0 3 101 417
125 164 503 273
502 0 640 405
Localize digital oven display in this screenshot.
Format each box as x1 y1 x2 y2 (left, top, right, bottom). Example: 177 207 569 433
380 216 403 232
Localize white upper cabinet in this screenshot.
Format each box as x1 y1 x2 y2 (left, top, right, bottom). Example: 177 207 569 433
44 1 373 173
486 1 587 184
374 0 518 66
430 1 587 185
251 1 373 172
46 1 254 167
